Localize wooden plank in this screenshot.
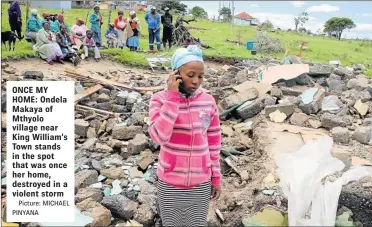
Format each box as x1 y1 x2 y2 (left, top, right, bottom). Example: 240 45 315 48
74 84 103 103
64 67 164 92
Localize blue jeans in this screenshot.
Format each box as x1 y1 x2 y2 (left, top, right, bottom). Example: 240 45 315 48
92 29 102 47
148 28 161 50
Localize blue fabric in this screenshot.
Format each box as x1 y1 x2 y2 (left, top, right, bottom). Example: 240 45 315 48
128 36 139 47
41 19 51 26
171 45 204 70
50 20 70 33
89 12 101 31
104 28 118 38
148 28 160 50
26 15 42 32
145 13 161 29
92 30 101 46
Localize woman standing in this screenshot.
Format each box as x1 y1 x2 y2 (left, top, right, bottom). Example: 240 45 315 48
33 22 64 65
8 0 23 40
114 11 127 49
126 11 141 51
148 45 222 226
70 18 87 49
89 5 103 47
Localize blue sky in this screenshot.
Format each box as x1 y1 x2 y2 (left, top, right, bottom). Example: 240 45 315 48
182 1 372 39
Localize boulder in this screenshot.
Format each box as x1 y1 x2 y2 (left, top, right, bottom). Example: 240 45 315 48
75 169 98 190
101 195 139 220
112 123 142 140
76 198 112 227
220 88 259 110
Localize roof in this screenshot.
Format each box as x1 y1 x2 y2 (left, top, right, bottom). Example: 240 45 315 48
234 12 254 20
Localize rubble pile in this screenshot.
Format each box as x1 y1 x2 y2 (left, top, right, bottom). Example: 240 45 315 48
1 59 372 227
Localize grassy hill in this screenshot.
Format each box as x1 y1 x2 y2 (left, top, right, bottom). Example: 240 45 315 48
1 3 372 75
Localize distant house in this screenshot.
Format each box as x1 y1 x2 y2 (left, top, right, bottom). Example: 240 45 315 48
31 0 71 10
233 12 257 26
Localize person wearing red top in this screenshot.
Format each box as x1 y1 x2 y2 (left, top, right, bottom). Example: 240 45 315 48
113 11 127 49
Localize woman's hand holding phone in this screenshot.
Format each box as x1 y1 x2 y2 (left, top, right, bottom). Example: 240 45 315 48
168 70 182 92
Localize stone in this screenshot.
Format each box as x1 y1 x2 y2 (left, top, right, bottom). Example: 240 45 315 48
107 139 124 149
87 127 97 138
1 113 6 129
331 127 350 144
347 78 370 91
130 167 144 178
355 90 372 102
4 67 16 74
351 157 371 166
75 188 103 203
81 138 98 151
94 102 112 111
236 100 264 120
240 170 249 181
280 87 303 96
75 119 90 137
339 176 372 227
106 118 119 132
321 113 352 129
95 143 113 153
96 93 110 103
138 155 154 171
308 63 333 76
299 88 326 115
127 134 149 155
362 118 372 126
328 79 346 94
220 88 259 110
218 75 234 87
242 209 287 226
270 87 282 98
221 125 234 137
110 179 122 195
77 198 112 227
295 73 313 85
101 195 138 220
101 167 124 179
290 112 309 126
112 123 142 140
263 95 276 106
23 71 44 80
134 204 155 227
352 126 372 144
264 103 294 117
75 170 98 190
354 100 369 116
269 110 287 123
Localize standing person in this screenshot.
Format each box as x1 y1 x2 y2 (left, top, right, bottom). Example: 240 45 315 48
105 24 119 48
89 5 103 47
33 21 64 65
148 45 222 226
50 14 70 33
145 6 161 51
8 0 23 40
161 7 173 50
56 26 81 66
70 18 87 49
114 11 127 49
126 11 141 51
82 30 101 62
25 9 42 44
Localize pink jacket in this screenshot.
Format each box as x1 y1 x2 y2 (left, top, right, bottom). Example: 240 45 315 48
148 89 222 188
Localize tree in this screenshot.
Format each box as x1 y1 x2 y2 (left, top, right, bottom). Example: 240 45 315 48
294 12 309 31
323 17 356 40
298 27 307 33
191 6 208 18
219 7 232 22
147 0 188 14
260 20 274 31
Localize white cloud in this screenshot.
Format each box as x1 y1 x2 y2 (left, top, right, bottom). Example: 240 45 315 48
361 13 372 17
250 4 259 8
289 1 306 8
355 24 372 32
306 4 340 13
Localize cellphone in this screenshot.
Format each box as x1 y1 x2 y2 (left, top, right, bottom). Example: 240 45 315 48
176 71 187 94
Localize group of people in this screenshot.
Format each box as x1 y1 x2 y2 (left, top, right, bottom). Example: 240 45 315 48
145 6 173 51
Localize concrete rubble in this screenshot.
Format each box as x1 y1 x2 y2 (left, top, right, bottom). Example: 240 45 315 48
1 59 372 226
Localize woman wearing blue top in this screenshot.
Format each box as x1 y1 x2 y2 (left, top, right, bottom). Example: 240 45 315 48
25 9 42 44
50 14 70 33
145 6 161 51
89 5 103 47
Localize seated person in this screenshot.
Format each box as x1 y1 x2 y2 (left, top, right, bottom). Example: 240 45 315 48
25 9 42 44
82 30 101 62
41 12 52 25
50 14 70 33
104 24 119 48
33 21 64 65
70 18 87 49
56 26 81 66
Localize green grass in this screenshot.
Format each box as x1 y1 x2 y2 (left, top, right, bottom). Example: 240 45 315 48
2 3 372 75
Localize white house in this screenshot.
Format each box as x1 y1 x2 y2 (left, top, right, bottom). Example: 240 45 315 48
233 12 258 26
31 0 71 10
